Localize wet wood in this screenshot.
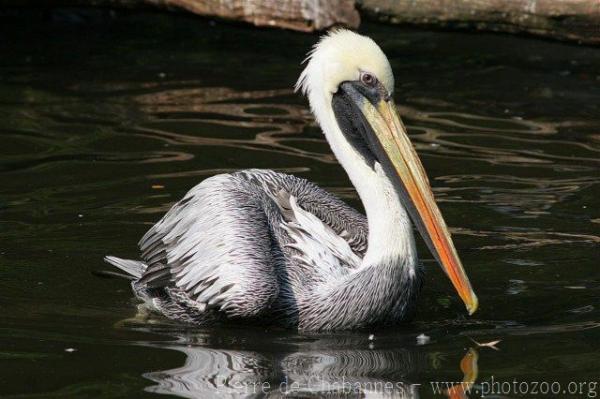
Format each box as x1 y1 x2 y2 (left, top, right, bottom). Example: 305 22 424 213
13 0 360 32
164 0 359 31
359 0 600 45
6 0 598 44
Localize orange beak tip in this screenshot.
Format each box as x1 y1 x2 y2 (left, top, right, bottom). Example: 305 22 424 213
466 293 479 315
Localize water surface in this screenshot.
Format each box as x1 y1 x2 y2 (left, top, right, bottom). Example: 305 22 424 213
1 10 599 398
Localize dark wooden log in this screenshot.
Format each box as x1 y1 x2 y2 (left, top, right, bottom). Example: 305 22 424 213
4 0 598 44
159 0 360 31
2 0 360 32
359 0 600 45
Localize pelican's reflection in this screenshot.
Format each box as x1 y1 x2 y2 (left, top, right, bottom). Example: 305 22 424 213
278 349 423 398
145 347 274 398
140 332 478 398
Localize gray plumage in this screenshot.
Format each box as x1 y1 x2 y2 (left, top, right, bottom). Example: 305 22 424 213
105 169 423 331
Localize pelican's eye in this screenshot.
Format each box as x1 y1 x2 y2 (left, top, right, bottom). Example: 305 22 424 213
360 72 377 87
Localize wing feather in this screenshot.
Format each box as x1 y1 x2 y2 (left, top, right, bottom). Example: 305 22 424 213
137 173 279 318
288 196 362 268
133 170 368 319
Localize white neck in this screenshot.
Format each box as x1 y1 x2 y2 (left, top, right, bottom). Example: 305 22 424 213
311 92 417 269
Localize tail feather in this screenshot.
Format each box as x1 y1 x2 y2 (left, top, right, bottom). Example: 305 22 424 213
104 256 146 279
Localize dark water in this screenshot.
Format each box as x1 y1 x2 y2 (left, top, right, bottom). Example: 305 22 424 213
1 10 599 398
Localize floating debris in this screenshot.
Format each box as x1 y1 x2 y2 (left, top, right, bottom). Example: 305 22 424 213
416 333 430 345
468 337 501 350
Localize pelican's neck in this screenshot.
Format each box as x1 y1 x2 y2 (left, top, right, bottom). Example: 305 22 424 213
360 163 416 267
314 95 417 269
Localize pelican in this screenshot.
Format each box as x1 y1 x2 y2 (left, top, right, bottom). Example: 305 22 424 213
105 29 478 331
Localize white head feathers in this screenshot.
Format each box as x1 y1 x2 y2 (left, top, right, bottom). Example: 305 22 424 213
295 29 395 101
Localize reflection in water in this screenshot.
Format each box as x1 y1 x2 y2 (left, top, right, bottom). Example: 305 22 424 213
145 346 274 398
143 335 433 398
445 348 478 399
279 349 422 398
136 328 483 399
130 319 600 399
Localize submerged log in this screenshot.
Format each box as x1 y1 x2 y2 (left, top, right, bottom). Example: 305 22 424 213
359 0 600 45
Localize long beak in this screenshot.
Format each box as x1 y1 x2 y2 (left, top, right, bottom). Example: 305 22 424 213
360 96 478 315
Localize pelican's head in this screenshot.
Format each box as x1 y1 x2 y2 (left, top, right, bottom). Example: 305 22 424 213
297 30 478 315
